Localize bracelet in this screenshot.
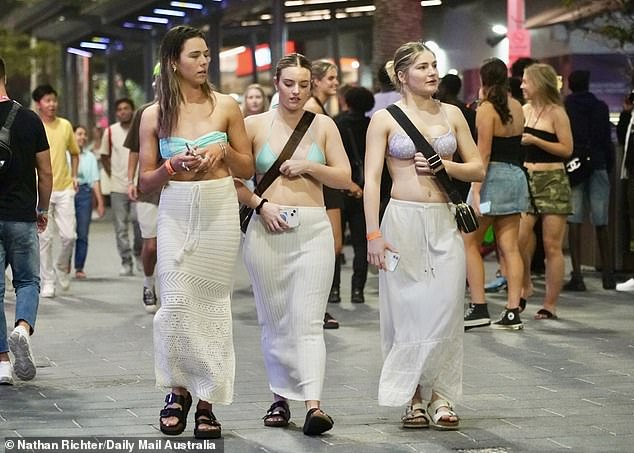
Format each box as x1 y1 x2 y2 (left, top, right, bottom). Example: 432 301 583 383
366 231 382 241
128 180 135 185
255 198 268 215
37 207 48 216
164 158 176 176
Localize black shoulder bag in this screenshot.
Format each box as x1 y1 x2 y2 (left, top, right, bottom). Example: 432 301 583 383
0 101 21 176
239 110 316 233
386 104 479 233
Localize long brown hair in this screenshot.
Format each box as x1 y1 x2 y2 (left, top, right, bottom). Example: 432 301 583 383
480 58 512 124
157 25 216 137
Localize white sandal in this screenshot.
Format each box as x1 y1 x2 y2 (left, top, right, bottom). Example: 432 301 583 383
427 398 459 430
401 402 429 429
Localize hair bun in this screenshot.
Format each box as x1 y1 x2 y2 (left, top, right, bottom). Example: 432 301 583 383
385 60 397 86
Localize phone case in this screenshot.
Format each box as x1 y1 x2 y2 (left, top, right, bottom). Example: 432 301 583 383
280 208 300 228
385 250 400 272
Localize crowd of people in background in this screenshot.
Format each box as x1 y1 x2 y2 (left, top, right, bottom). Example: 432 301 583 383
2 20 634 441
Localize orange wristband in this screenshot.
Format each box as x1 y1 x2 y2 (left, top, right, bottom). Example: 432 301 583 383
366 231 382 241
164 158 176 176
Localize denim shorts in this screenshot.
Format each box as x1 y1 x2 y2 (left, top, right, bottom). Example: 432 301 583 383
568 169 610 225
480 162 530 215
526 168 572 215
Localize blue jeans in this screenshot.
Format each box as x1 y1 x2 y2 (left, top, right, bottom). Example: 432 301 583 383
568 169 610 225
74 184 93 270
0 221 40 353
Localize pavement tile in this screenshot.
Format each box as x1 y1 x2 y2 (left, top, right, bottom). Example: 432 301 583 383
1 220 633 452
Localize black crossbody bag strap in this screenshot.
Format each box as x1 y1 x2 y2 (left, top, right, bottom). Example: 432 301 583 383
386 104 464 205
253 110 316 196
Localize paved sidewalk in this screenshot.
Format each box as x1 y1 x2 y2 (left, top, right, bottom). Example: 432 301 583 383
1 218 633 452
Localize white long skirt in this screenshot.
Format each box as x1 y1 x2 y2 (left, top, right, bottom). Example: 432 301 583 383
154 177 240 404
378 199 464 407
243 207 334 401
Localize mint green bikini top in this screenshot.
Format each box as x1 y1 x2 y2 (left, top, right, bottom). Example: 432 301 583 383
255 118 325 174
159 131 227 159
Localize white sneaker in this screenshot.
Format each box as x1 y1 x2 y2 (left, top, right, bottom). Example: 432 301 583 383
119 264 134 276
8 326 36 380
0 360 14 385
41 283 55 298
616 278 634 292
56 268 71 291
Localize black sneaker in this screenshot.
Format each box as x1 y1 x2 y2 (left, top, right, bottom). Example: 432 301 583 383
563 275 586 291
143 286 158 314
464 303 490 330
328 288 341 304
491 307 523 330
351 288 365 304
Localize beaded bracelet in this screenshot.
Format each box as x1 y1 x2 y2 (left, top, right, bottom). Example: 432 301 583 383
366 231 382 241
164 158 176 176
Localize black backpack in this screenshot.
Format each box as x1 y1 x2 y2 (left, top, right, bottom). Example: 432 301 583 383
0 101 21 176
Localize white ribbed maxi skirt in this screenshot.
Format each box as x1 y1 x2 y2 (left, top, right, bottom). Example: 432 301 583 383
378 199 464 407
243 207 334 401
154 177 240 404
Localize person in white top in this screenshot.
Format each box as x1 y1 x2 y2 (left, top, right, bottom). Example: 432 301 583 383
100 98 142 276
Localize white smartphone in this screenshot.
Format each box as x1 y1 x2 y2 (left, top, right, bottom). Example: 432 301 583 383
479 201 491 215
279 208 300 228
385 250 401 272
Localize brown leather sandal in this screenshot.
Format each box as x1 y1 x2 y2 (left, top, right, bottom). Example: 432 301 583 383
159 392 192 436
263 400 291 427
194 408 222 439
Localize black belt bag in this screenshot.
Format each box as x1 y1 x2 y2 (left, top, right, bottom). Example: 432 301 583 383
386 104 478 234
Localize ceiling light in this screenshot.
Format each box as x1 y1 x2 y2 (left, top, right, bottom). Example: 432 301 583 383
492 24 508 35
138 16 169 24
169 1 203 10
153 8 186 17
285 0 346 6
67 47 92 58
80 41 108 50
421 0 442 6
344 6 375 13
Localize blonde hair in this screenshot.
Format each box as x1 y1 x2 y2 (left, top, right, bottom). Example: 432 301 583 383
310 60 337 89
523 63 562 106
385 41 435 92
241 84 269 116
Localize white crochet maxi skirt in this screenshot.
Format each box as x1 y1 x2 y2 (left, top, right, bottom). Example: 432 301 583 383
154 177 240 404
243 206 334 402
378 199 464 407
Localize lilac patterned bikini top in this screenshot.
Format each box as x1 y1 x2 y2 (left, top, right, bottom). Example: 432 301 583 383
387 105 457 159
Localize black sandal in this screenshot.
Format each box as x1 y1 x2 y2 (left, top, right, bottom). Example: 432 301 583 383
303 407 334 436
323 312 339 329
194 408 222 439
159 392 192 436
263 400 291 427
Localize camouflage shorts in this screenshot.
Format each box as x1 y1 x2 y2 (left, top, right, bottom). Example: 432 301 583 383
527 168 572 215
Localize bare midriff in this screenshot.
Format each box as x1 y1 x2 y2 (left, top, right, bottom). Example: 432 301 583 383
387 157 449 203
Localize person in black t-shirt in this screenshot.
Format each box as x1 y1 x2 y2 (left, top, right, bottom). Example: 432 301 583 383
0 57 52 385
